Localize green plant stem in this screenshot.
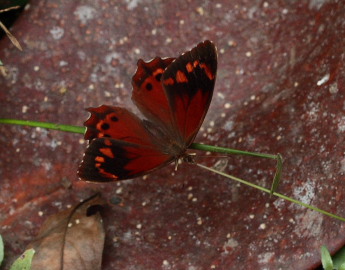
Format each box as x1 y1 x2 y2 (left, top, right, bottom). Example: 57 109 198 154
196 163 345 222
270 154 283 195
0 119 85 134
190 143 277 159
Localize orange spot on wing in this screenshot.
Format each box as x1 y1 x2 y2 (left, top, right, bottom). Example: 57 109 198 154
193 60 199 67
176 70 188 83
186 62 194 73
99 168 118 179
95 159 119 179
163 77 175 85
95 156 105 163
100 147 115 158
95 121 106 137
200 63 215 80
104 139 112 146
153 68 164 76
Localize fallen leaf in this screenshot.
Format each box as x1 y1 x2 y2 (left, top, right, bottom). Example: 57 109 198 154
27 194 105 270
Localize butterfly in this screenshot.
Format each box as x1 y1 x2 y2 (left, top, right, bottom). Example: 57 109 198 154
78 40 217 182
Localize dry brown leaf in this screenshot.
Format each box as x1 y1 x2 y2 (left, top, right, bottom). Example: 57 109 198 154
27 194 105 270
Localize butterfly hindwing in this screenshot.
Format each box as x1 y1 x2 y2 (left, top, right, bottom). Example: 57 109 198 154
79 138 173 182
79 105 174 182
161 40 217 146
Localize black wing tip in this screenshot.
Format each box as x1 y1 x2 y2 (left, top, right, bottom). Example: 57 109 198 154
193 40 217 61
78 138 122 183
198 40 216 50
162 40 218 81
78 160 116 183
78 137 140 182
181 39 217 65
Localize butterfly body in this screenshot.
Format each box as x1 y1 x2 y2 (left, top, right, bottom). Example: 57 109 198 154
78 40 217 182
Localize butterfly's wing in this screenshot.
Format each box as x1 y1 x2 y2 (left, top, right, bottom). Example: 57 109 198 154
131 57 176 134
162 40 217 146
132 40 217 148
79 138 174 182
78 105 173 182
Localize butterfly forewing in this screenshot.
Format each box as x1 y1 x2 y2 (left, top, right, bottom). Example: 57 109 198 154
132 57 176 133
161 40 217 146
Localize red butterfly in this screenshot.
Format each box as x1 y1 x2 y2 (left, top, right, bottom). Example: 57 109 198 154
78 40 217 182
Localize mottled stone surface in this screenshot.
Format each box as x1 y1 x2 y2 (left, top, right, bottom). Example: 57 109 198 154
0 0 345 269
